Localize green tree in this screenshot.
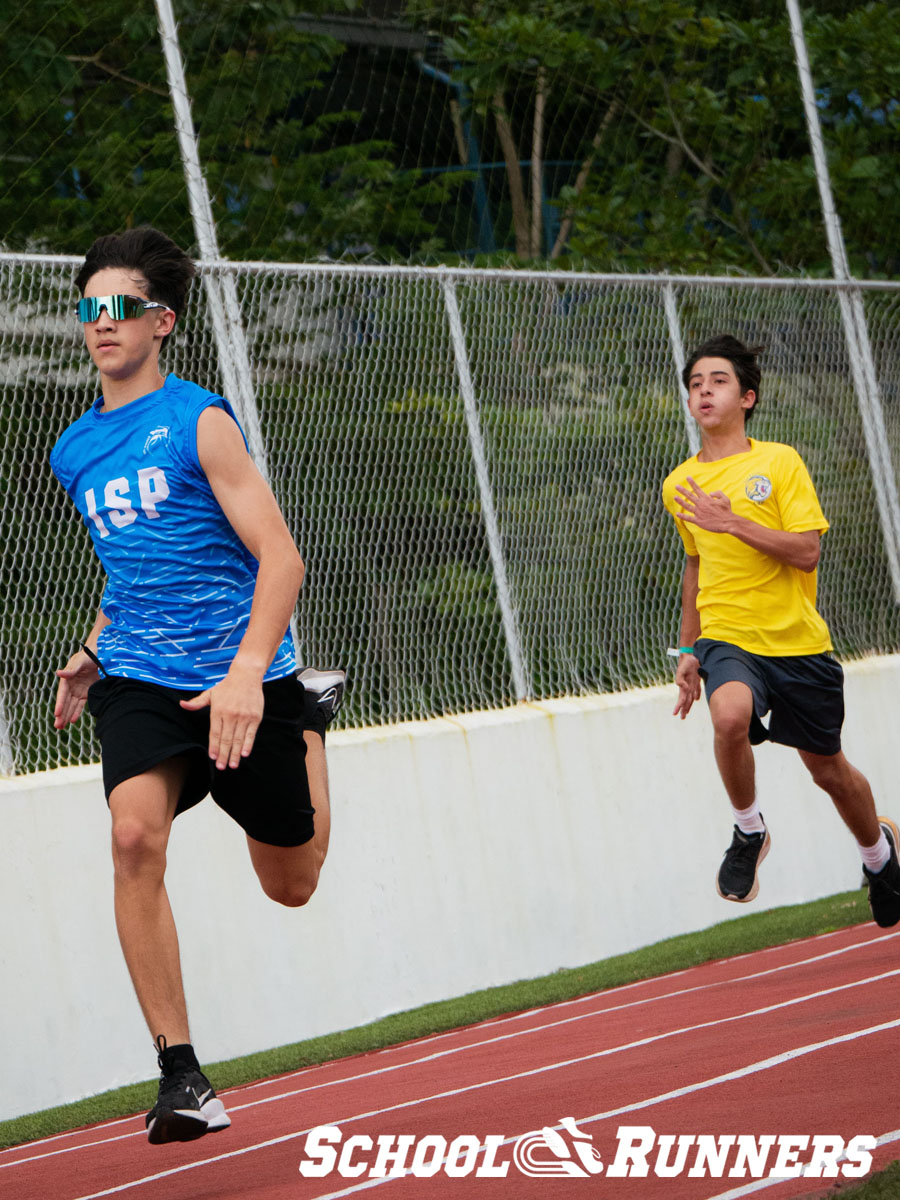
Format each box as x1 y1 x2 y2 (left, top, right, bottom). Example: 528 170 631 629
0 0 458 259
564 1 900 276
3 1 897 269
406 0 619 260
404 0 900 275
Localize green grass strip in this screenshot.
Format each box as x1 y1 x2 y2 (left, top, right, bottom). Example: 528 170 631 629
839 1160 900 1199
0 886 880 1165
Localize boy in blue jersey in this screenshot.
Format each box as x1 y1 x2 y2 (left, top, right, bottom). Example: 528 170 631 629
51 227 343 1144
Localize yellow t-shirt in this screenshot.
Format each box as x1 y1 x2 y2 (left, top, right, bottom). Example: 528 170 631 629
662 439 832 655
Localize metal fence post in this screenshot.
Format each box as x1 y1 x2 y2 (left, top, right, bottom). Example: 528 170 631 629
787 0 900 601
0 695 14 776
663 281 700 457
154 0 269 479
441 275 530 702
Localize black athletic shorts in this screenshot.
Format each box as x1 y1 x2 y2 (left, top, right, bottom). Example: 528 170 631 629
87 672 324 846
694 638 845 757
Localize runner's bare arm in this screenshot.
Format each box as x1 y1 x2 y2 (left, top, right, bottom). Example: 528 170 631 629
675 478 821 571
179 406 305 770
54 607 111 728
673 556 701 720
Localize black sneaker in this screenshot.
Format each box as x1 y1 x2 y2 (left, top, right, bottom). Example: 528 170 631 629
864 818 900 929
298 667 346 725
716 822 770 902
146 1037 231 1145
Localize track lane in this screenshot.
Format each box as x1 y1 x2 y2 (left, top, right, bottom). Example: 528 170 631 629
4 923 897 1200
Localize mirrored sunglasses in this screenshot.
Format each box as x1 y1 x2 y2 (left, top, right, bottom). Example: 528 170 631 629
75 294 173 323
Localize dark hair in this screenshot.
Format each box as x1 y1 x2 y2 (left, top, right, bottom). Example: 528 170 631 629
682 334 765 422
75 227 195 347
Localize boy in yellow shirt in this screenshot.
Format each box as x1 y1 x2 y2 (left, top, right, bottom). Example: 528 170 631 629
662 334 899 926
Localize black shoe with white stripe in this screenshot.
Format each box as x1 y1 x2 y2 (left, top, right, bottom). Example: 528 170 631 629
146 1037 231 1145
716 822 770 903
864 818 900 929
298 667 346 726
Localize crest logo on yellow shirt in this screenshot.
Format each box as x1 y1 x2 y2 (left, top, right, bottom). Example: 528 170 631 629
746 474 773 503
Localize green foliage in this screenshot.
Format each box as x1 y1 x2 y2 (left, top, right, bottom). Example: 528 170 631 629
404 0 900 273
0 0 458 259
2 1 897 267
565 1 900 275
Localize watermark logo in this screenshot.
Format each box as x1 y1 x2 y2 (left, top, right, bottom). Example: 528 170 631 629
298 1122 875 1182
513 1118 604 1178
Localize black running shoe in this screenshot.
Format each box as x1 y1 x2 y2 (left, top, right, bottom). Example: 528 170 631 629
864 818 900 929
716 822 770 902
146 1037 231 1145
298 667 346 725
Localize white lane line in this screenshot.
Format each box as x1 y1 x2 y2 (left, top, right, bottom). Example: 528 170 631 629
0 1116 139 1157
5 927 892 1162
224 963 900 1112
0 1130 148 1172
56 1015 900 1197
7 961 899 1174
214 927 900 1100
702 1127 900 1199
236 926 898 1084
292 1021 900 1199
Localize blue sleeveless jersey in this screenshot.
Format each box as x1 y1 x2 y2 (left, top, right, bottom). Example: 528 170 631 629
50 374 296 689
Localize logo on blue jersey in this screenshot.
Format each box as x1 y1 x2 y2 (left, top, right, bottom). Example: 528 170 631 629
143 426 171 455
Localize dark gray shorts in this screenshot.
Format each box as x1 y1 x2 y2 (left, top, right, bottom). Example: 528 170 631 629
695 638 844 756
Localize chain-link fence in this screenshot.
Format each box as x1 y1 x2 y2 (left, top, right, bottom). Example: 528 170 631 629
1 257 899 775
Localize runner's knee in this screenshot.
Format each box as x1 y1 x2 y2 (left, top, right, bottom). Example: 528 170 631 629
111 817 167 879
803 753 845 793
261 871 319 908
712 707 752 743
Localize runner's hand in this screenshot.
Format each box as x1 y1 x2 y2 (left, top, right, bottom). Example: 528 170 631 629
673 654 701 719
675 477 734 533
54 651 101 729
180 670 265 770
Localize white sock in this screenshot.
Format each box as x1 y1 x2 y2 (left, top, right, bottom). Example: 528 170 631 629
859 830 890 874
732 799 766 835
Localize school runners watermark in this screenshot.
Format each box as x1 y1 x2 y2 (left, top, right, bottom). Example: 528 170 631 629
299 1120 875 1181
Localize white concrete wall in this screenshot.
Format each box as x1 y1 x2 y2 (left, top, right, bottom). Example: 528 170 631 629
2 655 898 1123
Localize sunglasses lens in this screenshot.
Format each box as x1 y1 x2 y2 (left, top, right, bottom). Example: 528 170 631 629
75 297 98 321
75 295 146 322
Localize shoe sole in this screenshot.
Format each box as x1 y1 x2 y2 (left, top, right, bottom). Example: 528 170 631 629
203 1096 232 1133
878 816 900 852
147 1108 209 1145
147 1098 231 1144
298 668 347 692
716 829 770 903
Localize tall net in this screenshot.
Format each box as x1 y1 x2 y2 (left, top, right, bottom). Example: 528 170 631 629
240 267 513 721
867 288 900 492
0 255 99 773
2 257 900 775
455 275 685 695
1 2 897 270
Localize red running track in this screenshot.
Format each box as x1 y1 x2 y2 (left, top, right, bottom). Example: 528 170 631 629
3 922 899 1200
